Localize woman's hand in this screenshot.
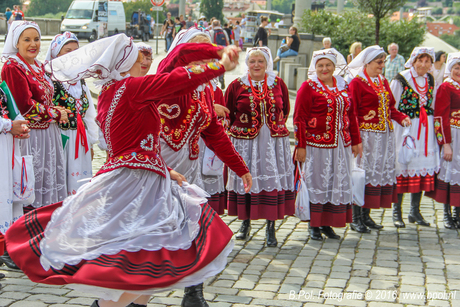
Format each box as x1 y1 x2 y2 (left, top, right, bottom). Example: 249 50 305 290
401 117 411 127
54 106 72 124
218 45 240 62
214 104 230 117
10 119 30 138
219 49 239 72
170 169 187 186
295 147 306 163
443 143 453 162
241 172 252 193
352 143 363 158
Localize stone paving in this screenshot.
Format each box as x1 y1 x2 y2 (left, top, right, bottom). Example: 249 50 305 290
1 196 460 307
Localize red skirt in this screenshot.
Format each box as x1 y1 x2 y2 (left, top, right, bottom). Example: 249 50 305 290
207 191 227 215
227 190 295 220
425 178 460 207
309 203 352 228
5 201 232 292
394 174 435 195
363 184 395 209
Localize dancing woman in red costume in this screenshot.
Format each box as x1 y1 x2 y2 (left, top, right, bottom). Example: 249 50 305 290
5 34 243 307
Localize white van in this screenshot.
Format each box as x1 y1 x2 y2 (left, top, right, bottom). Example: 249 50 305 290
61 0 126 41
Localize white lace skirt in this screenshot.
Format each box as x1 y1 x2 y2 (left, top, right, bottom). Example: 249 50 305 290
61 129 92 196
357 129 397 186
160 139 203 189
227 125 294 194
198 138 225 196
21 124 67 208
0 136 23 234
303 137 353 205
438 127 460 185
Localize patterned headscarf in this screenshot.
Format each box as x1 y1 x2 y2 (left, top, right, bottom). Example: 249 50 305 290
2 21 41 59
136 42 153 57
308 48 347 76
45 31 79 63
167 27 211 56
445 52 460 78
404 47 435 69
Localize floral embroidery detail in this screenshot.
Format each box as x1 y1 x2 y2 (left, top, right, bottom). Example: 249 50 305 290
434 116 444 145
395 74 434 119
187 66 205 74
240 113 248 123
308 118 317 128
158 104 181 119
140 134 155 151
363 110 376 121
104 81 127 155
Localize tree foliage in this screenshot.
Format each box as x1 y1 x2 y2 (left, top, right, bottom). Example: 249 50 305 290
301 9 425 59
200 0 224 22
27 0 73 17
123 0 166 23
353 0 406 44
440 31 460 49
272 0 295 14
0 0 17 12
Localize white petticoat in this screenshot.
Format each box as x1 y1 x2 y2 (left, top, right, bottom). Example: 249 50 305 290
303 137 353 205
40 167 210 271
357 129 397 187
227 125 294 194
160 139 204 189
438 127 460 185
61 129 93 196
198 138 225 196
393 116 440 178
21 123 67 208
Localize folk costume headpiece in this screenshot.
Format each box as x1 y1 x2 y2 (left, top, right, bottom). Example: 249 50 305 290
45 31 79 63
167 27 211 56
2 21 41 60
240 46 277 87
444 52 460 78
404 47 435 69
45 34 138 86
347 45 385 78
136 42 153 57
308 48 346 76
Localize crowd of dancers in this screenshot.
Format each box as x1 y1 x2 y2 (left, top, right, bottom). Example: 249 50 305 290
1 19 460 307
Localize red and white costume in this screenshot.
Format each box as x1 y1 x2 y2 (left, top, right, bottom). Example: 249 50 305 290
156 29 249 214
225 47 295 221
1 21 67 209
426 53 460 206
348 46 409 208
294 49 361 227
5 35 234 302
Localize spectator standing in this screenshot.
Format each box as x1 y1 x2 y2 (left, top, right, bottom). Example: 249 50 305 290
179 14 186 28
347 42 362 64
161 12 173 52
186 15 194 29
240 13 247 43
322 37 331 49
234 20 241 47
165 19 174 51
254 16 269 47
384 43 405 81
13 5 24 21
174 16 183 36
223 23 233 45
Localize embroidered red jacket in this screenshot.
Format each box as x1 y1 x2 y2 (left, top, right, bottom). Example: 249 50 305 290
156 43 249 177
96 61 225 178
349 76 408 132
434 81 460 145
224 76 290 139
1 58 61 129
294 79 361 149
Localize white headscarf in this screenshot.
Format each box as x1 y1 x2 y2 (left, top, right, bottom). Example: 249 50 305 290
241 46 277 86
308 48 347 76
45 31 79 63
136 42 153 56
167 27 211 56
405 47 435 69
444 52 460 78
347 45 385 78
45 34 139 86
2 21 41 60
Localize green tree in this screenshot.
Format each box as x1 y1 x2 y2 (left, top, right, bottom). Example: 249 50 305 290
272 0 295 14
354 0 406 45
200 0 224 22
301 9 425 59
27 0 72 16
0 0 17 12
440 31 460 49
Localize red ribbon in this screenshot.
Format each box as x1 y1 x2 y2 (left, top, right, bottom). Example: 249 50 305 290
75 113 89 159
21 157 27 195
417 106 429 157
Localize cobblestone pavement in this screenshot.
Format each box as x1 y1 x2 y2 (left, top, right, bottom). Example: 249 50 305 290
1 192 460 307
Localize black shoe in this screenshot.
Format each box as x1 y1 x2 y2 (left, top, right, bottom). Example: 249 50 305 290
0 250 19 270
235 219 251 240
362 208 383 229
453 206 460 228
350 205 371 233
182 283 208 307
309 226 323 241
319 226 340 239
392 193 405 228
265 220 277 247
407 192 430 226
0 273 4 280
90 300 99 307
127 303 147 307
443 203 456 229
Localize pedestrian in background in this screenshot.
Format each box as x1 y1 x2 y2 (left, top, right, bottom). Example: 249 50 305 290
384 43 405 82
